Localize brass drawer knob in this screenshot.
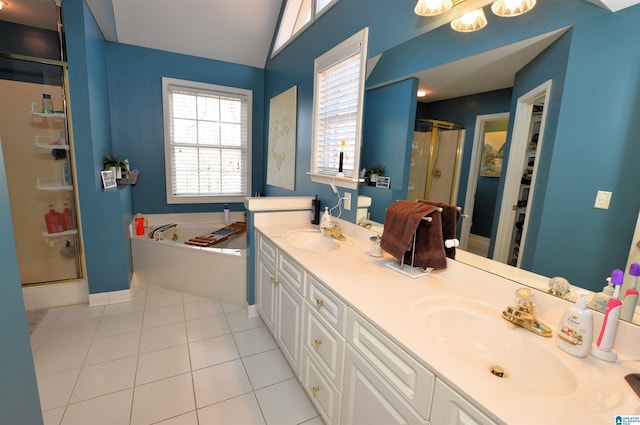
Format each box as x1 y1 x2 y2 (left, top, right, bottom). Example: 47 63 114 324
316 299 325 308
270 276 278 285
312 386 320 394
313 339 323 347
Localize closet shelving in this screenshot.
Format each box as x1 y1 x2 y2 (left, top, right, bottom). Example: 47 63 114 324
507 108 542 267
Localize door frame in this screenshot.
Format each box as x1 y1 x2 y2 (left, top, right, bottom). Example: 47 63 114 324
460 112 509 251
493 79 552 264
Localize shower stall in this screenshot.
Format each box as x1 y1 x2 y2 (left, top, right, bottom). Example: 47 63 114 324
1 4 84 289
407 119 464 204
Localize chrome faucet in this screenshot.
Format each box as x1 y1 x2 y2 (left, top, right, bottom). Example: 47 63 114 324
150 223 177 241
502 288 552 337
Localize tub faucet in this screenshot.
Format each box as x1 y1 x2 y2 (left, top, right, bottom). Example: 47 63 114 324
502 287 552 337
150 223 177 241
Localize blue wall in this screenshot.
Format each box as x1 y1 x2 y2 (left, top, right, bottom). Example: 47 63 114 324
361 78 418 223
265 0 640 291
107 43 266 215
0 139 43 425
64 0 133 294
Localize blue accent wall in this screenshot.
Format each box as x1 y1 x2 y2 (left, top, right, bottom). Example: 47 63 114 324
106 43 266 215
0 139 43 425
361 78 418 223
64 0 133 294
265 0 640 291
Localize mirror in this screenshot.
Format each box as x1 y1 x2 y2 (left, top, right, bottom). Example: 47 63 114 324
358 2 640 325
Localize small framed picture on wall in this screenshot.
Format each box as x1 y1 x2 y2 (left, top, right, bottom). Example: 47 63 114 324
376 176 391 189
101 170 117 190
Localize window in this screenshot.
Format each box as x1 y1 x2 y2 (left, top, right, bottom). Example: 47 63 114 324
272 0 340 57
309 27 368 190
162 78 251 204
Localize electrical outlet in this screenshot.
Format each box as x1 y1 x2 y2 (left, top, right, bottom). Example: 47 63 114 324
344 192 351 211
594 190 612 210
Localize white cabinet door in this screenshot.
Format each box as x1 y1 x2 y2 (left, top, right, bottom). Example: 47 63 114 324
256 251 278 333
341 347 427 425
430 379 497 425
277 280 304 376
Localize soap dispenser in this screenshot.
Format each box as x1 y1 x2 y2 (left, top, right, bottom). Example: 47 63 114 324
556 291 593 357
320 207 331 231
588 277 614 313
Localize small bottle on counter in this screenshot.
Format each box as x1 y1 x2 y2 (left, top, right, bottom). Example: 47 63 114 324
556 291 592 357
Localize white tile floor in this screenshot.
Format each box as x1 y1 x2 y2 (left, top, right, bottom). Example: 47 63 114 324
29 283 322 425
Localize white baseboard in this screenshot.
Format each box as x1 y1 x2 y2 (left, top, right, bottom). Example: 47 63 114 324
22 280 89 310
89 288 132 307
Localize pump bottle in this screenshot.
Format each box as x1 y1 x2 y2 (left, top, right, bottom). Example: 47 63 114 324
556 291 593 357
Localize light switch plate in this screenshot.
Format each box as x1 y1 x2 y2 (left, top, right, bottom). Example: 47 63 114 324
343 192 351 211
594 190 612 209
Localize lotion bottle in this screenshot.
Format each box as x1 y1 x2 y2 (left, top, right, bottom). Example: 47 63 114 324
556 291 592 357
320 207 331 231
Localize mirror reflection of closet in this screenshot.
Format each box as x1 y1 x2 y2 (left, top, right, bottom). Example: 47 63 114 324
407 119 464 204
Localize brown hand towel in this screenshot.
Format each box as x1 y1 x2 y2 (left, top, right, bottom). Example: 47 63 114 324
418 200 459 259
403 211 447 270
381 200 437 262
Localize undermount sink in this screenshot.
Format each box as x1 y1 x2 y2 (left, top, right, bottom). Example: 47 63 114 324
282 229 340 252
411 295 578 397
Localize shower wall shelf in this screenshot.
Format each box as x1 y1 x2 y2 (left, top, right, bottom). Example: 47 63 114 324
30 103 65 119
36 178 72 191
34 135 69 150
41 229 78 246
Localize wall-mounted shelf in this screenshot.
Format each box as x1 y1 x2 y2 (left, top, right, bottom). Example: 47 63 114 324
30 103 65 119
41 229 77 246
36 178 73 191
34 135 69 150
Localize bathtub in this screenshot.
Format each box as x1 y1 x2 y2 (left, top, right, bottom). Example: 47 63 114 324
131 213 247 307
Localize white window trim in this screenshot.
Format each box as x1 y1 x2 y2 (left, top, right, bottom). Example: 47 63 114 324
162 77 252 204
308 27 368 191
271 0 341 58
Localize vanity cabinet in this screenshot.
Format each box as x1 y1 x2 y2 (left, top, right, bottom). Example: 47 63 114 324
301 273 347 424
255 228 502 425
430 379 497 425
255 232 304 376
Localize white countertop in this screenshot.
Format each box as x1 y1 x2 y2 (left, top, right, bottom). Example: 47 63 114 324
255 217 640 424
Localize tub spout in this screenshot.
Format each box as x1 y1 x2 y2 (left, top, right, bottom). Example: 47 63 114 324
150 223 177 240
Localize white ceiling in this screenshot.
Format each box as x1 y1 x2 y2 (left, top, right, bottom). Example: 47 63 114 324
2 0 639 97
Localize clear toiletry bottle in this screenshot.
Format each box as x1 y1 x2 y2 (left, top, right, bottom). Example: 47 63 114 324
320 207 331 231
223 204 230 225
556 291 592 357
42 93 54 113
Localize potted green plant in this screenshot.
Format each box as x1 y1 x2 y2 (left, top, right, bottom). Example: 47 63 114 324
103 150 126 179
366 163 385 185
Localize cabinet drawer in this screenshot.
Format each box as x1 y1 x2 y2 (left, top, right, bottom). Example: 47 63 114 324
347 309 435 419
258 232 278 265
304 303 345 390
302 349 342 425
306 273 347 335
278 252 304 294
430 379 497 425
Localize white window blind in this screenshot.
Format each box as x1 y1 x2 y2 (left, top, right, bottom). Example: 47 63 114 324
310 28 368 188
162 78 251 204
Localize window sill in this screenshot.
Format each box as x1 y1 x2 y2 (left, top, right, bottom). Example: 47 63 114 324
307 172 363 190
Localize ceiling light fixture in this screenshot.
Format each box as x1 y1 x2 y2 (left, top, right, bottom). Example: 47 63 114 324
0 1 6 11
417 89 429 97
414 0 453 16
450 8 488 32
491 0 537 17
